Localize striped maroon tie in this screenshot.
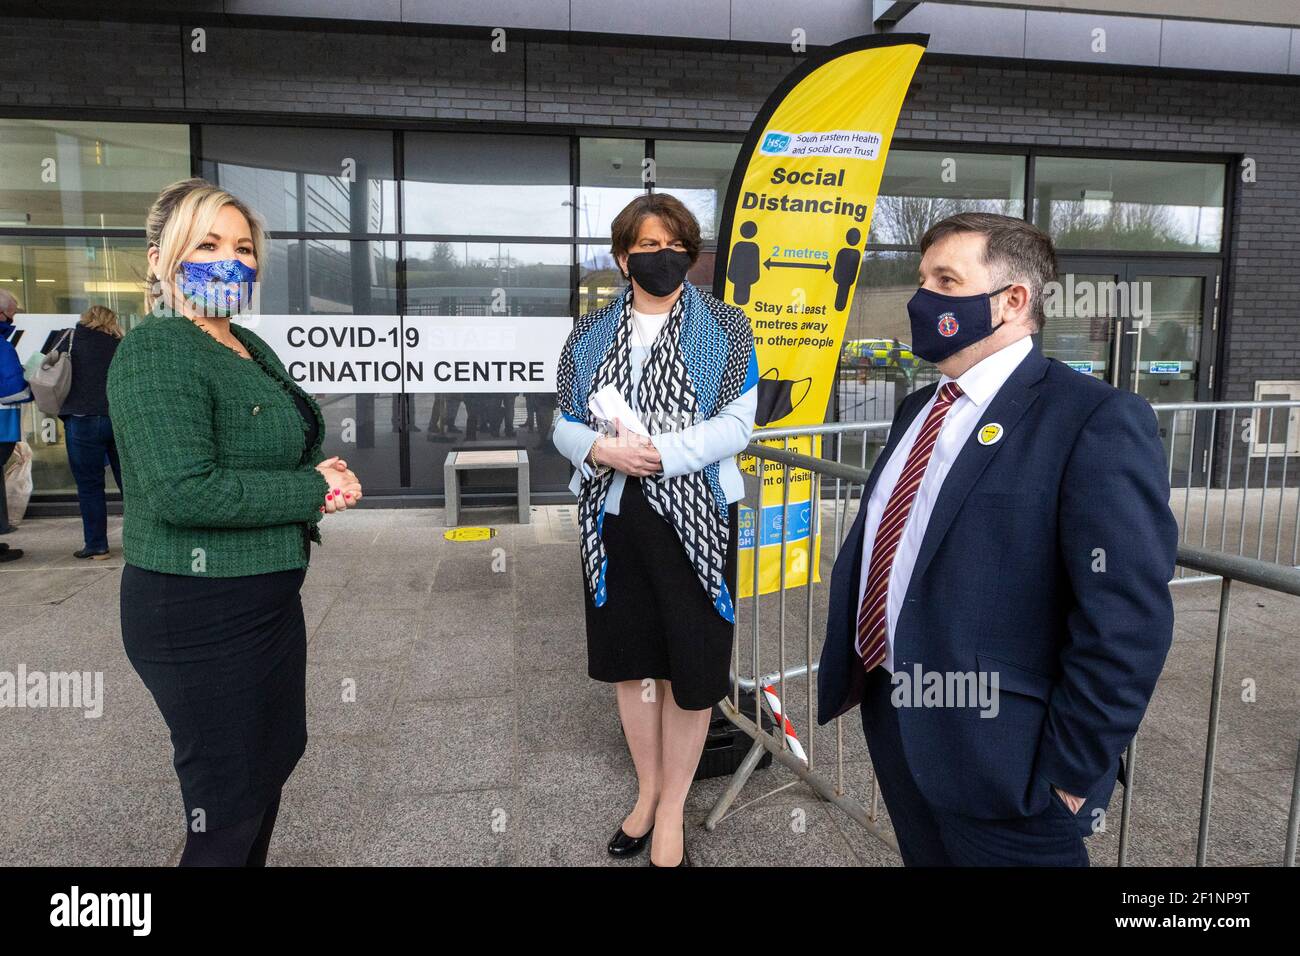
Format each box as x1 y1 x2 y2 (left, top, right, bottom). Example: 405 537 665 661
856 381 964 671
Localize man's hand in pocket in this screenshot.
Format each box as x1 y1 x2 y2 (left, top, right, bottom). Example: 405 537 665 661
1055 787 1085 814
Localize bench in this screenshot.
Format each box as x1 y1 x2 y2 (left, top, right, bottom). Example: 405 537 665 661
443 449 530 526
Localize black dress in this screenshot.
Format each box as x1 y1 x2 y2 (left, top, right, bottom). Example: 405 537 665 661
121 363 321 832
583 476 738 711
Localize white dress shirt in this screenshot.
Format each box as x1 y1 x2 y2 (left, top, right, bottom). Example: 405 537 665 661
857 335 1034 673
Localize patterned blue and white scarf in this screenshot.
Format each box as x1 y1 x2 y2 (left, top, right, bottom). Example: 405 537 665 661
557 281 753 622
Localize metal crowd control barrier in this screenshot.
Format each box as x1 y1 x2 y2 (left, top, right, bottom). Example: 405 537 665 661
711 440 1300 867
1173 546 1300 868
1152 400 1300 583
757 398 1300 585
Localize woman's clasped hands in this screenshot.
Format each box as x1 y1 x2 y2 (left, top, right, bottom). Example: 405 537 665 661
593 418 662 477
315 456 363 514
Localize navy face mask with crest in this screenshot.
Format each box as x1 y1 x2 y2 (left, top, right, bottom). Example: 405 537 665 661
906 284 1012 364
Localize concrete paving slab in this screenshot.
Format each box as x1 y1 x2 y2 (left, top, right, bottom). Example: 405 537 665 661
2 507 1295 866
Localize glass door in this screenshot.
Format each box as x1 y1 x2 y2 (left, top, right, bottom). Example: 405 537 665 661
1124 263 1218 405
1039 259 1128 386
1051 257 1220 485
1125 261 1219 488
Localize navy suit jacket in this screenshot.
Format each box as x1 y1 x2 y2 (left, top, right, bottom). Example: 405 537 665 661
816 347 1178 819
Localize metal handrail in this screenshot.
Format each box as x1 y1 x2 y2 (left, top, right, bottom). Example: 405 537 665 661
751 398 1300 440
1176 544 1300 595
1147 399 1300 412
753 418 891 440
754 397 1300 585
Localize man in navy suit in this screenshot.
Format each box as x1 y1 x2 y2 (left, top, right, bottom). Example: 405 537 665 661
817 213 1178 866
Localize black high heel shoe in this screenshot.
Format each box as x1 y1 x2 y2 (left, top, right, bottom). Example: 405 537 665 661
607 824 653 858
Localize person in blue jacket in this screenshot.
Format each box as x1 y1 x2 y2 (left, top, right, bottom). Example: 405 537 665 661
0 290 32 561
817 213 1178 866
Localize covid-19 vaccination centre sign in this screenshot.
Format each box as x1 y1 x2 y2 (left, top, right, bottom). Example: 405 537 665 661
10 314 573 395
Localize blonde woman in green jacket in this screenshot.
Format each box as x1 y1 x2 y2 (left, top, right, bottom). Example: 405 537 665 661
108 178 363 866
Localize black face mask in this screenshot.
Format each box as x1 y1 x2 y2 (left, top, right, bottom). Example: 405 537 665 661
754 368 812 426
625 248 692 297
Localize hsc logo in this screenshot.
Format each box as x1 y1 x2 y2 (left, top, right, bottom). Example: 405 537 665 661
760 131 792 154
937 313 959 337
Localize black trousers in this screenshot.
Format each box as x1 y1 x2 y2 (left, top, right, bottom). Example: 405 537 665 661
179 789 283 867
0 440 14 532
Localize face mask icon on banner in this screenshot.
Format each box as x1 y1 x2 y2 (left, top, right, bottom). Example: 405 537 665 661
755 367 812 426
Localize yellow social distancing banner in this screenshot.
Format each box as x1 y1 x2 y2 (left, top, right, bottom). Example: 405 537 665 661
713 34 927 598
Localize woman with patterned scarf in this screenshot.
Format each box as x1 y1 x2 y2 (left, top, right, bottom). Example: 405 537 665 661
554 194 758 867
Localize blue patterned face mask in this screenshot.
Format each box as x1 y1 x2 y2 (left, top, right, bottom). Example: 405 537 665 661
177 258 257 318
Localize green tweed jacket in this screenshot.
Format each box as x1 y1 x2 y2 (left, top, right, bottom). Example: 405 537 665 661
107 314 330 577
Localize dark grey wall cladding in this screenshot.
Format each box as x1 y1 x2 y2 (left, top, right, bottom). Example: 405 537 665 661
0 18 186 109
2 15 1298 399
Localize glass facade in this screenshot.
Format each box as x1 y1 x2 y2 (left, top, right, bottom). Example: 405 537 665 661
652 139 742 242
200 125 397 235
0 236 152 494
1036 270 1118 385
404 132 571 237
198 127 738 499
870 150 1026 245
838 149 1228 439
1032 156 1225 253
0 118 190 495
0 119 190 230
0 116 1229 500
578 137 648 239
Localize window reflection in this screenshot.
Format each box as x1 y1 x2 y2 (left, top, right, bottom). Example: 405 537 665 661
578 138 648 239
838 252 932 422
871 150 1026 245
1033 157 1224 252
0 236 148 317
406 242 570 317
404 132 571 237
577 245 623 315
0 236 151 494
201 126 397 235
0 119 190 230
653 140 742 242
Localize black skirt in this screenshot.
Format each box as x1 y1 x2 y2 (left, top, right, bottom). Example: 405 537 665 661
120 563 308 831
583 476 738 711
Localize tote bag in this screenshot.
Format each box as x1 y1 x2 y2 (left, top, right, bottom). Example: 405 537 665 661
28 327 74 415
